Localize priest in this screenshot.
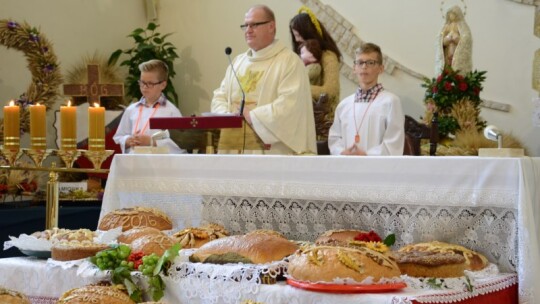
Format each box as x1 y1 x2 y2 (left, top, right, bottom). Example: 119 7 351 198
211 5 317 155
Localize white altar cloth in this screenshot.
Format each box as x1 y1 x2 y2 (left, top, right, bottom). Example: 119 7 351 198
0 256 518 304
101 154 540 303
0 257 103 303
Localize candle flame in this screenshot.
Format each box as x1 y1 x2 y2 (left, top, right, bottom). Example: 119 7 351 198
9 100 14 106
93 102 100 108
67 100 71 107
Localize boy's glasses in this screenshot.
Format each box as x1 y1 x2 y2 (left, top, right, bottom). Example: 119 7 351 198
138 80 163 88
353 60 380 67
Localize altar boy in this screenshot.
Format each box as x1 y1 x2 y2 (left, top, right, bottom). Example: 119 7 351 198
328 43 404 156
113 59 184 154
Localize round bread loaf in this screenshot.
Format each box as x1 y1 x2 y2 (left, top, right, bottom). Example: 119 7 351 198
394 241 489 278
130 234 175 256
0 287 30 304
57 285 135 303
51 241 108 261
189 233 298 264
118 227 165 244
288 245 401 283
315 229 367 245
98 207 172 231
172 223 229 248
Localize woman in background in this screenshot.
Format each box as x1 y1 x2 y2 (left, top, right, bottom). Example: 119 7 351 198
290 6 342 140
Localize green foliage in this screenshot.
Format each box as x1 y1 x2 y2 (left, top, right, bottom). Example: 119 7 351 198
422 66 487 138
383 234 396 247
90 243 181 303
108 22 179 106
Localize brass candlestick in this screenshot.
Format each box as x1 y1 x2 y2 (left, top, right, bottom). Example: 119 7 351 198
56 149 82 169
46 162 59 229
82 150 114 169
23 149 52 168
0 147 23 166
2 148 111 230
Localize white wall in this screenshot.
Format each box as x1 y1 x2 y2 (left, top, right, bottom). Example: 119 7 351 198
2 0 540 155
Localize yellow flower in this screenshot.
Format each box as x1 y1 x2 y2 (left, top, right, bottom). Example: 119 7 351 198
350 240 389 254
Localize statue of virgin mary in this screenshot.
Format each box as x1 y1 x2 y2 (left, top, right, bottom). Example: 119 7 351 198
435 5 472 75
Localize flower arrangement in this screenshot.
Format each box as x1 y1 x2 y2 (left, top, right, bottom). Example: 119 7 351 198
350 230 395 254
422 66 487 138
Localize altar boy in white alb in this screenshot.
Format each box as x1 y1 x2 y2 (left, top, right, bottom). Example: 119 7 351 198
113 59 184 154
328 43 404 156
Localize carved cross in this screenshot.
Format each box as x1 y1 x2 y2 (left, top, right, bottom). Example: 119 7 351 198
63 64 124 105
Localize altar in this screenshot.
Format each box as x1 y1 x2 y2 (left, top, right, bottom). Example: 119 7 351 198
0 154 538 303
100 154 540 303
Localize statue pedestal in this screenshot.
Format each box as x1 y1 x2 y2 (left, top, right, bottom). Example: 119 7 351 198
478 148 525 158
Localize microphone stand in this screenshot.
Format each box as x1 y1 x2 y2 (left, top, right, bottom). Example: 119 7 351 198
225 47 246 117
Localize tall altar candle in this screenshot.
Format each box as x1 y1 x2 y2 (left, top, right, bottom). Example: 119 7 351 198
88 102 105 151
29 103 46 150
3 100 20 150
60 101 77 150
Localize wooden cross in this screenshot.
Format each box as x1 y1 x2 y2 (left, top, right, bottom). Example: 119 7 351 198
63 64 124 105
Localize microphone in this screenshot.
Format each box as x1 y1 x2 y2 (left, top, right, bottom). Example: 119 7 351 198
484 125 503 148
224 47 246 117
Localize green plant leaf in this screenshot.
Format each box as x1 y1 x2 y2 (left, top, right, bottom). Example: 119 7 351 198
111 266 132 284
148 275 165 301
133 35 144 44
147 22 158 31
108 49 123 66
124 278 142 302
130 28 145 36
383 234 395 247
154 243 181 276
109 21 180 105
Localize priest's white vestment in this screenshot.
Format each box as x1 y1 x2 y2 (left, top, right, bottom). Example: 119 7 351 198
211 39 316 155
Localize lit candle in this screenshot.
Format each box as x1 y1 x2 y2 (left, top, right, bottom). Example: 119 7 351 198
3 100 20 150
60 100 77 150
29 103 46 150
88 102 105 151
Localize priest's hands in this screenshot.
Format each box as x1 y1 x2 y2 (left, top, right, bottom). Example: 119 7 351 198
341 144 367 156
126 134 153 148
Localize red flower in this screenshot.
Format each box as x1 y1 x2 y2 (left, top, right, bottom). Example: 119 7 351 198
128 251 145 269
432 86 438 93
444 82 453 91
458 82 468 91
354 230 382 242
436 75 443 83
455 74 464 82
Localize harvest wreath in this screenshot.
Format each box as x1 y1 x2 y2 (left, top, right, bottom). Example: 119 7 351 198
0 19 62 135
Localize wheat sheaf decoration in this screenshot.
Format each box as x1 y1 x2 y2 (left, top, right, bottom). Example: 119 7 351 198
0 19 63 135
